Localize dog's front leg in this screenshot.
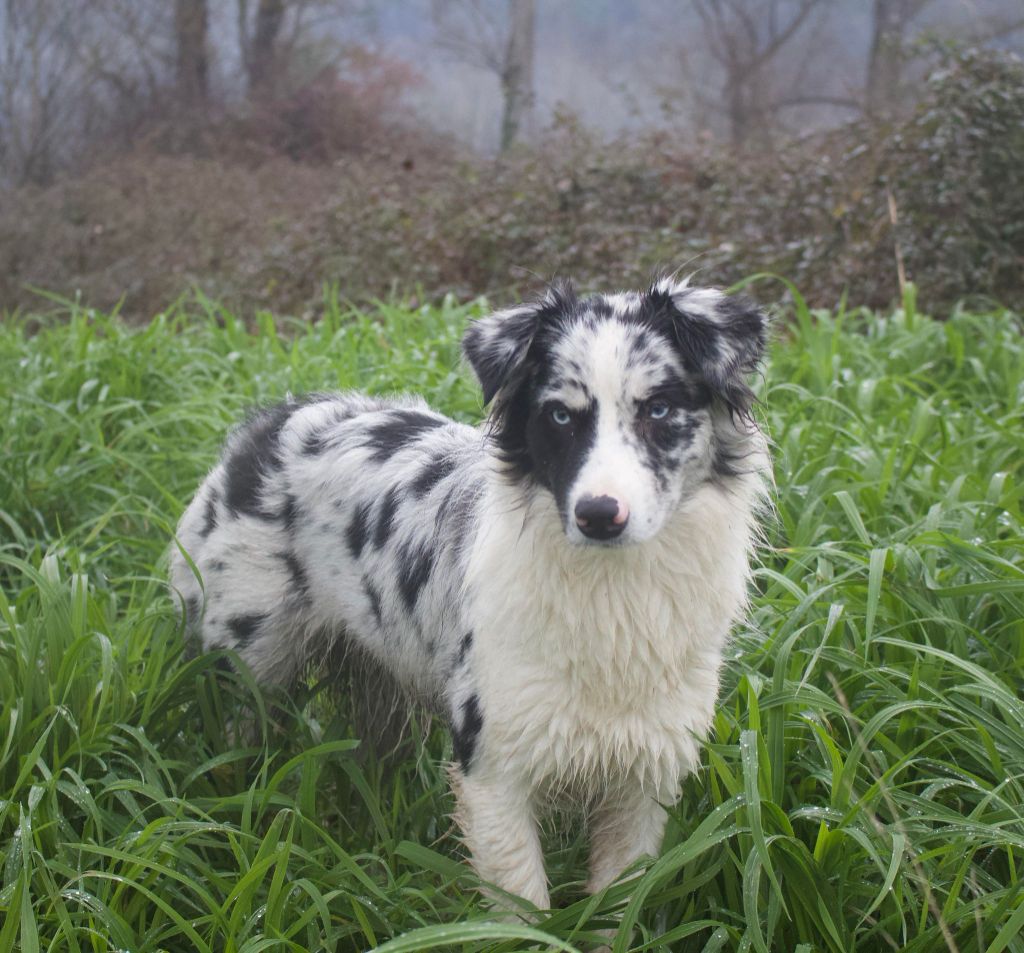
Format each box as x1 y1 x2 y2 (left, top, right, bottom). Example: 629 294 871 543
586 788 667 895
451 767 550 912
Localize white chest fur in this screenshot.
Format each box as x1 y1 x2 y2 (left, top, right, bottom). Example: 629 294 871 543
464 470 762 803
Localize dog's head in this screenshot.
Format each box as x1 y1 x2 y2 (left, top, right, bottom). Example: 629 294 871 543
463 277 769 546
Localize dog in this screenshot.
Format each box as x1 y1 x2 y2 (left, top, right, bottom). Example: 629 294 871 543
170 276 770 912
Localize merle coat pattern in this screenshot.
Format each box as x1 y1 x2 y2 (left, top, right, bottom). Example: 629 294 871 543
170 277 770 911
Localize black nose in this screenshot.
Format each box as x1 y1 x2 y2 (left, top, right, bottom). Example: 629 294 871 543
574 495 627 540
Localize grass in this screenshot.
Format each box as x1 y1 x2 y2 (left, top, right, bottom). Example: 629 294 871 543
0 284 1022 952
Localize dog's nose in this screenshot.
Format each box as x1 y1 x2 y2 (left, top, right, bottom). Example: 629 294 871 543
574 495 629 540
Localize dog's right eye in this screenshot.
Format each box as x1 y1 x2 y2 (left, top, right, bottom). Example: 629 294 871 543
551 407 572 426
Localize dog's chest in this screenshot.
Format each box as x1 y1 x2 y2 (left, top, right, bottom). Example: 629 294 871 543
465 487 751 795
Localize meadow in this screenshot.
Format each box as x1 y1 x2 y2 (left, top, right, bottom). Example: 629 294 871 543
0 284 1022 952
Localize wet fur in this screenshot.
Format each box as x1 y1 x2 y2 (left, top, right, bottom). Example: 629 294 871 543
170 276 771 911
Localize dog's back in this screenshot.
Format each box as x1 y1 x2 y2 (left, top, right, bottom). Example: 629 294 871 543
170 392 485 702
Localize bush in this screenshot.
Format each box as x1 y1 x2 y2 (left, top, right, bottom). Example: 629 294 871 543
1 48 1020 318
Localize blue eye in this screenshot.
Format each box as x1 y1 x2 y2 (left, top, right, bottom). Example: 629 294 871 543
551 407 572 426
648 400 671 420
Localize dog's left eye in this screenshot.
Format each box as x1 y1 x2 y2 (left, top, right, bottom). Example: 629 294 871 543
647 400 671 420
551 407 572 426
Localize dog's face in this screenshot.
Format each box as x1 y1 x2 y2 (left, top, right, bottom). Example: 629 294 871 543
463 278 768 546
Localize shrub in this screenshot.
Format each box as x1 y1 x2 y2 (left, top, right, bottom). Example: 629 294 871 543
0 48 1020 318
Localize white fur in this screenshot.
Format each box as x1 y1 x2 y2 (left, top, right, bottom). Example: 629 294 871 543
170 279 771 920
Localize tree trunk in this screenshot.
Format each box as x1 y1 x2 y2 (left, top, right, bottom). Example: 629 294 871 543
499 0 534 152
866 0 915 116
175 0 209 110
248 0 286 99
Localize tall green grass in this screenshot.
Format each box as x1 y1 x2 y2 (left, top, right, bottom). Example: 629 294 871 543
1 287 1022 951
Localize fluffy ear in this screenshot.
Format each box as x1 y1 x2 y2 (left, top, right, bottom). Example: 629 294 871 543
647 278 770 412
463 282 577 405
462 304 542 405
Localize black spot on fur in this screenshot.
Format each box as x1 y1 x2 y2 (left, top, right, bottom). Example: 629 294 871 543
199 491 219 538
184 595 201 627
364 411 445 462
363 579 383 625
279 493 300 530
410 453 458 497
373 487 402 549
302 429 329 456
277 551 310 599
453 694 483 771
433 483 480 558
712 439 760 480
210 559 226 572
346 502 373 559
397 541 435 612
223 402 296 517
300 397 357 455
585 296 613 320
227 612 268 645
457 631 473 666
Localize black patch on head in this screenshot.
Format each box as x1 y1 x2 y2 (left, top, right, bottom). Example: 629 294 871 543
585 296 614 320
396 541 435 612
643 285 768 413
362 577 383 625
227 612 268 645
277 551 309 599
452 694 483 771
474 284 602 493
199 491 219 538
364 411 445 463
628 328 653 360
410 453 458 497
223 401 297 517
346 502 373 559
521 386 599 520
373 487 402 549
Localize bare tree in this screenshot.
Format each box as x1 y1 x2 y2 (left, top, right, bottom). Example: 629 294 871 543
237 0 361 101
175 0 210 110
866 0 1024 116
239 0 286 98
0 0 89 184
500 0 535 150
865 0 934 116
690 0 828 146
433 0 536 151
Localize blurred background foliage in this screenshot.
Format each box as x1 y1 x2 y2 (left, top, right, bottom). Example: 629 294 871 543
0 1 1022 317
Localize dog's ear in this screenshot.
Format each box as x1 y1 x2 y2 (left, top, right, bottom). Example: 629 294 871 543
464 281 578 405
462 304 542 405
647 278 769 413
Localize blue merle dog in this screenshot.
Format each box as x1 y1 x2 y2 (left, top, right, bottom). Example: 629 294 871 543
170 277 770 911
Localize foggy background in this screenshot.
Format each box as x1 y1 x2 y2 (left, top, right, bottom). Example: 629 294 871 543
1 0 1022 315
